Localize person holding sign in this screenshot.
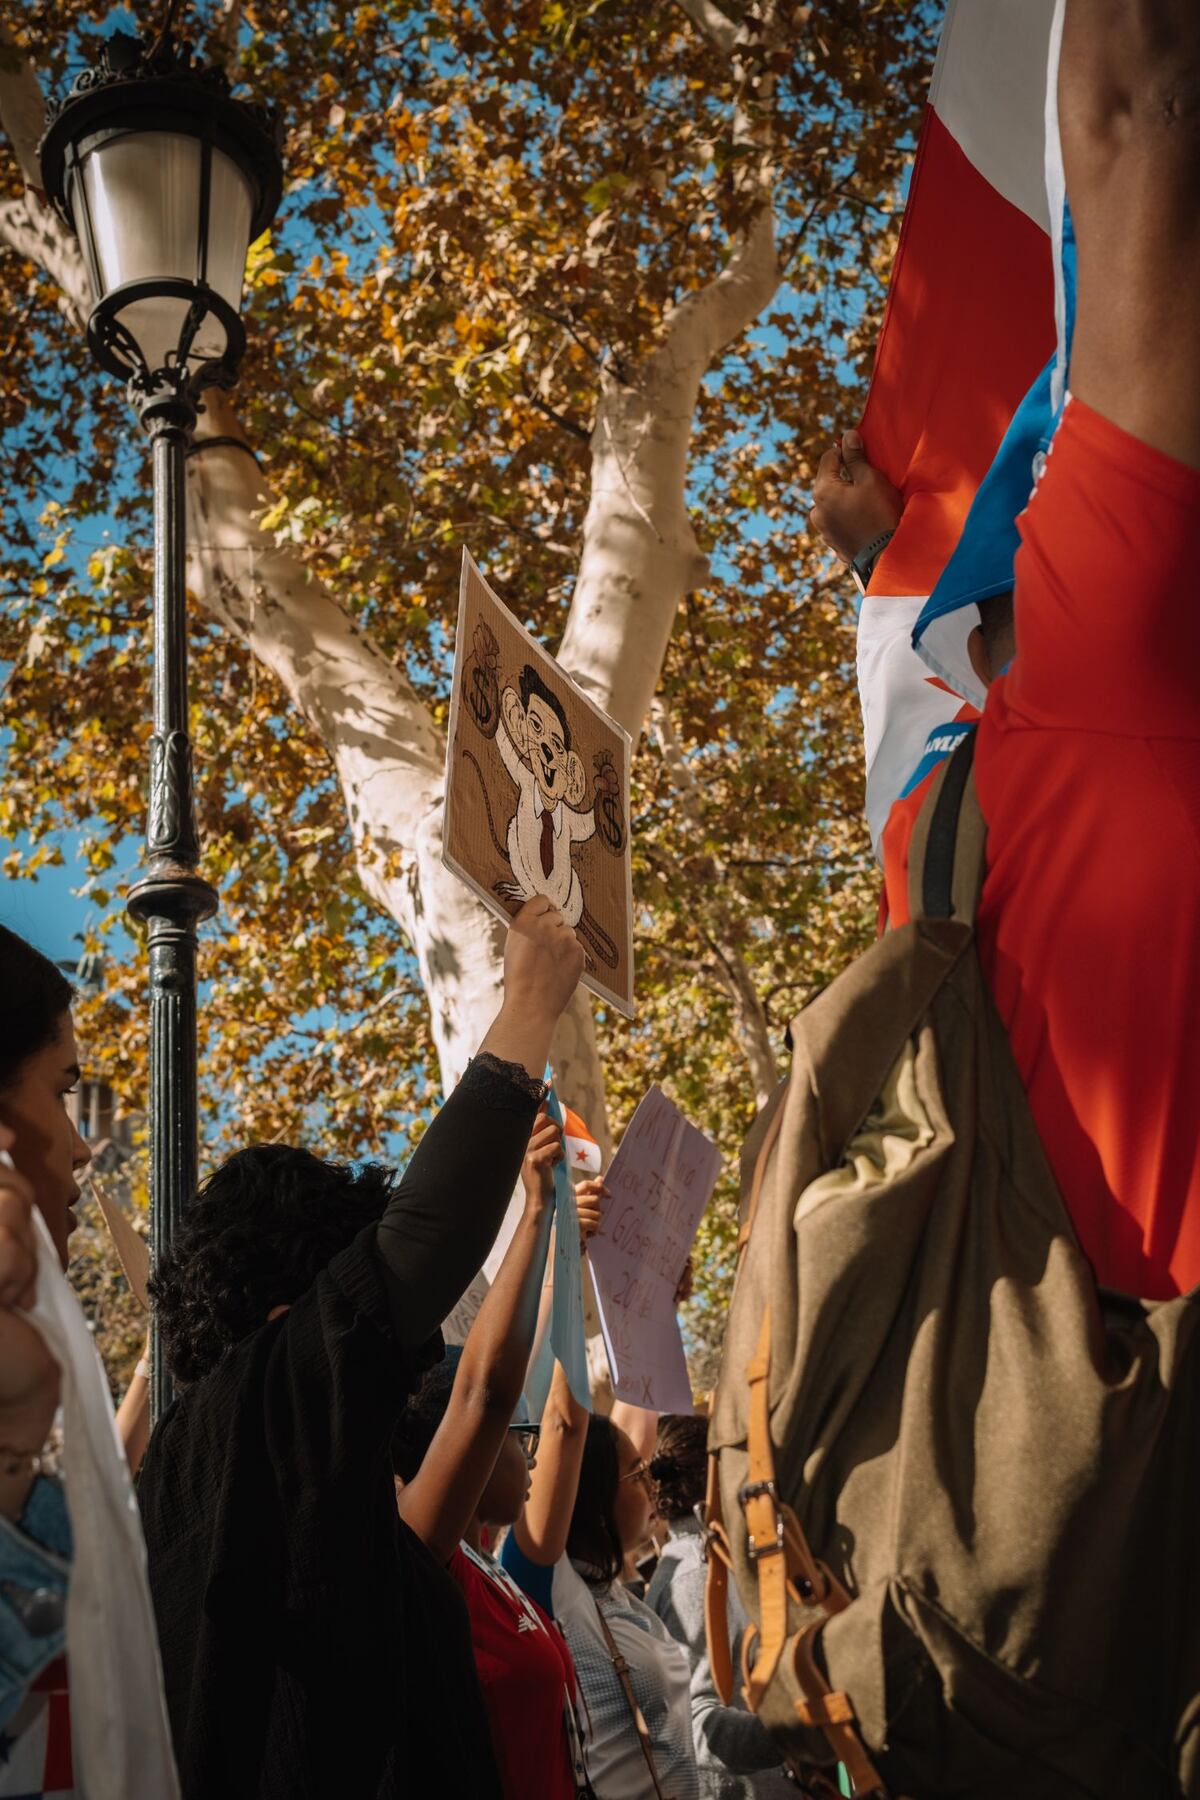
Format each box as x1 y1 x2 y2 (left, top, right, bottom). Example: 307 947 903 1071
391 1113 604 1800
138 897 585 1800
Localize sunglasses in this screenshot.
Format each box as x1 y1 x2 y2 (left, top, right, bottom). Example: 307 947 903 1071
619 1459 656 1489
508 1423 541 1455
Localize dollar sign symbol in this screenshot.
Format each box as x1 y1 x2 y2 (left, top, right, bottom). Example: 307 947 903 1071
469 661 495 731
600 789 623 852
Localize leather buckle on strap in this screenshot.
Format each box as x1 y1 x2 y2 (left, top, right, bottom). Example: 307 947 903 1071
693 1501 718 1552
738 1478 785 1560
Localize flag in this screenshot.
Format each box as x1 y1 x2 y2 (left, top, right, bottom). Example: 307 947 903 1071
861 0 1058 601
854 0 1062 847
562 1105 602 1177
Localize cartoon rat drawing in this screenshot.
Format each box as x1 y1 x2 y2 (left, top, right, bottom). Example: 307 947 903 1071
493 664 597 929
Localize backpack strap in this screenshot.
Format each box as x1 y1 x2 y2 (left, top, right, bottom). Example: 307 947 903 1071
739 1309 888 1798
906 728 985 925
592 1595 675 1799
701 1450 737 1706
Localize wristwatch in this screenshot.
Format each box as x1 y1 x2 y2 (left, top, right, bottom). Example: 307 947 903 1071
849 529 895 596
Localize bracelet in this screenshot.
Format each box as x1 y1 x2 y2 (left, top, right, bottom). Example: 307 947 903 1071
850 528 896 596
135 1358 152 1383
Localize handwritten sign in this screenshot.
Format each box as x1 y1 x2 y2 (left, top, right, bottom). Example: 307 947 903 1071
590 1086 720 1414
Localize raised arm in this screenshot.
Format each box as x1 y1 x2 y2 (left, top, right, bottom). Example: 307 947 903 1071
115 1327 152 1477
397 1114 561 1561
1059 0 1200 468
375 896 583 1348
512 1352 589 1569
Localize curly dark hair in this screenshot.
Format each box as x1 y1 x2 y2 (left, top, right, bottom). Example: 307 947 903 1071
0 926 73 1092
390 1344 463 1480
566 1415 624 1586
149 1144 399 1385
650 1414 708 1523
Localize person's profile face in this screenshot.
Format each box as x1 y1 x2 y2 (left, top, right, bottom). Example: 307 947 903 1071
0 1012 91 1269
611 1426 657 1552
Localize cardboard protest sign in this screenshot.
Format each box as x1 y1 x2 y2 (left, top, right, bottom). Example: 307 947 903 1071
444 549 634 1017
89 1175 150 1312
590 1086 721 1414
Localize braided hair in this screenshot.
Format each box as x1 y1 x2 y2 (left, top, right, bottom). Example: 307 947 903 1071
649 1413 708 1523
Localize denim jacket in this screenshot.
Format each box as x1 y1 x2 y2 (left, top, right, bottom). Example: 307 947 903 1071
0 1477 72 1735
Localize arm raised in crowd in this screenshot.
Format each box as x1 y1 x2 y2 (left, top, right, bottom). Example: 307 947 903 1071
512 1352 589 1570
509 1175 605 1567
397 1112 562 1562
376 896 583 1348
1060 0 1200 468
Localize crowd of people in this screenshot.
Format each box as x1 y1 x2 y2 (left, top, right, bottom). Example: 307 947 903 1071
1 0 1198 1794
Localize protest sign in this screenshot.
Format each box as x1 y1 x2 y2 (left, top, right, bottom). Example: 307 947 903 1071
443 549 635 1017
590 1086 721 1414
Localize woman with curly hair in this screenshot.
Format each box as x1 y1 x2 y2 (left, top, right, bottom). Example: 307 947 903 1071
645 1415 793 1799
136 896 584 1800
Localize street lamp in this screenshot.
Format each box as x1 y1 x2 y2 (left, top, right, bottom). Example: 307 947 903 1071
40 28 282 1419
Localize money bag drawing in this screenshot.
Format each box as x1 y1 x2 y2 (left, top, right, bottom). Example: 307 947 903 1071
460 620 626 971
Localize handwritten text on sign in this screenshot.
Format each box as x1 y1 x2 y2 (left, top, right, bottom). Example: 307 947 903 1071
590 1086 721 1414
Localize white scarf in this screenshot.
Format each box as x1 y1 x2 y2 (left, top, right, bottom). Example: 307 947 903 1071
24 1207 180 1800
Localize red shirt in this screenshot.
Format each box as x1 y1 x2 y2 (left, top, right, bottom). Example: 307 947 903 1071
882 398 1200 1299
449 1544 580 1800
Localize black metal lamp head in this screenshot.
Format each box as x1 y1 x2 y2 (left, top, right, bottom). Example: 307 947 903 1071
39 28 282 399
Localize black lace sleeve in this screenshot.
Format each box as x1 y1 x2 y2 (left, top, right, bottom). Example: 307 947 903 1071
374 1053 545 1348
466 1052 549 1112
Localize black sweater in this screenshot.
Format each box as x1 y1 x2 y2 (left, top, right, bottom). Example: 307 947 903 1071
137 1054 543 1799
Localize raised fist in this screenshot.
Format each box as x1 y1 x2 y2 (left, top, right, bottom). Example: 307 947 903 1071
503 896 585 1024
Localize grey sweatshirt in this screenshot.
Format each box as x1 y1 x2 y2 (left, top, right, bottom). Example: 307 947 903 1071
645 1518 796 1800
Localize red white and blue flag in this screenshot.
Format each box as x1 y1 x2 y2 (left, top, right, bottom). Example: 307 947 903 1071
855 0 1064 854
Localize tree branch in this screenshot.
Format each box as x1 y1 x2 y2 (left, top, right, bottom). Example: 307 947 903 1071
649 699 779 1105
0 29 48 190
522 389 592 443
0 36 89 331
0 198 88 331
674 0 741 56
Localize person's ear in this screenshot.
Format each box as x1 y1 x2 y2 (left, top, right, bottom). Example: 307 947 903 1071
564 751 587 809
967 625 992 691
501 687 528 754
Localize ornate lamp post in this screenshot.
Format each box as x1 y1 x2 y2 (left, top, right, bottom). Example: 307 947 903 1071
40 30 282 1418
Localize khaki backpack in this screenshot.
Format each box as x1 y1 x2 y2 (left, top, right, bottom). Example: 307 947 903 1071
704 734 1200 1800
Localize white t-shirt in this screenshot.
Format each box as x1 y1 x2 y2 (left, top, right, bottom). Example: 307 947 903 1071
547 1555 699 1800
